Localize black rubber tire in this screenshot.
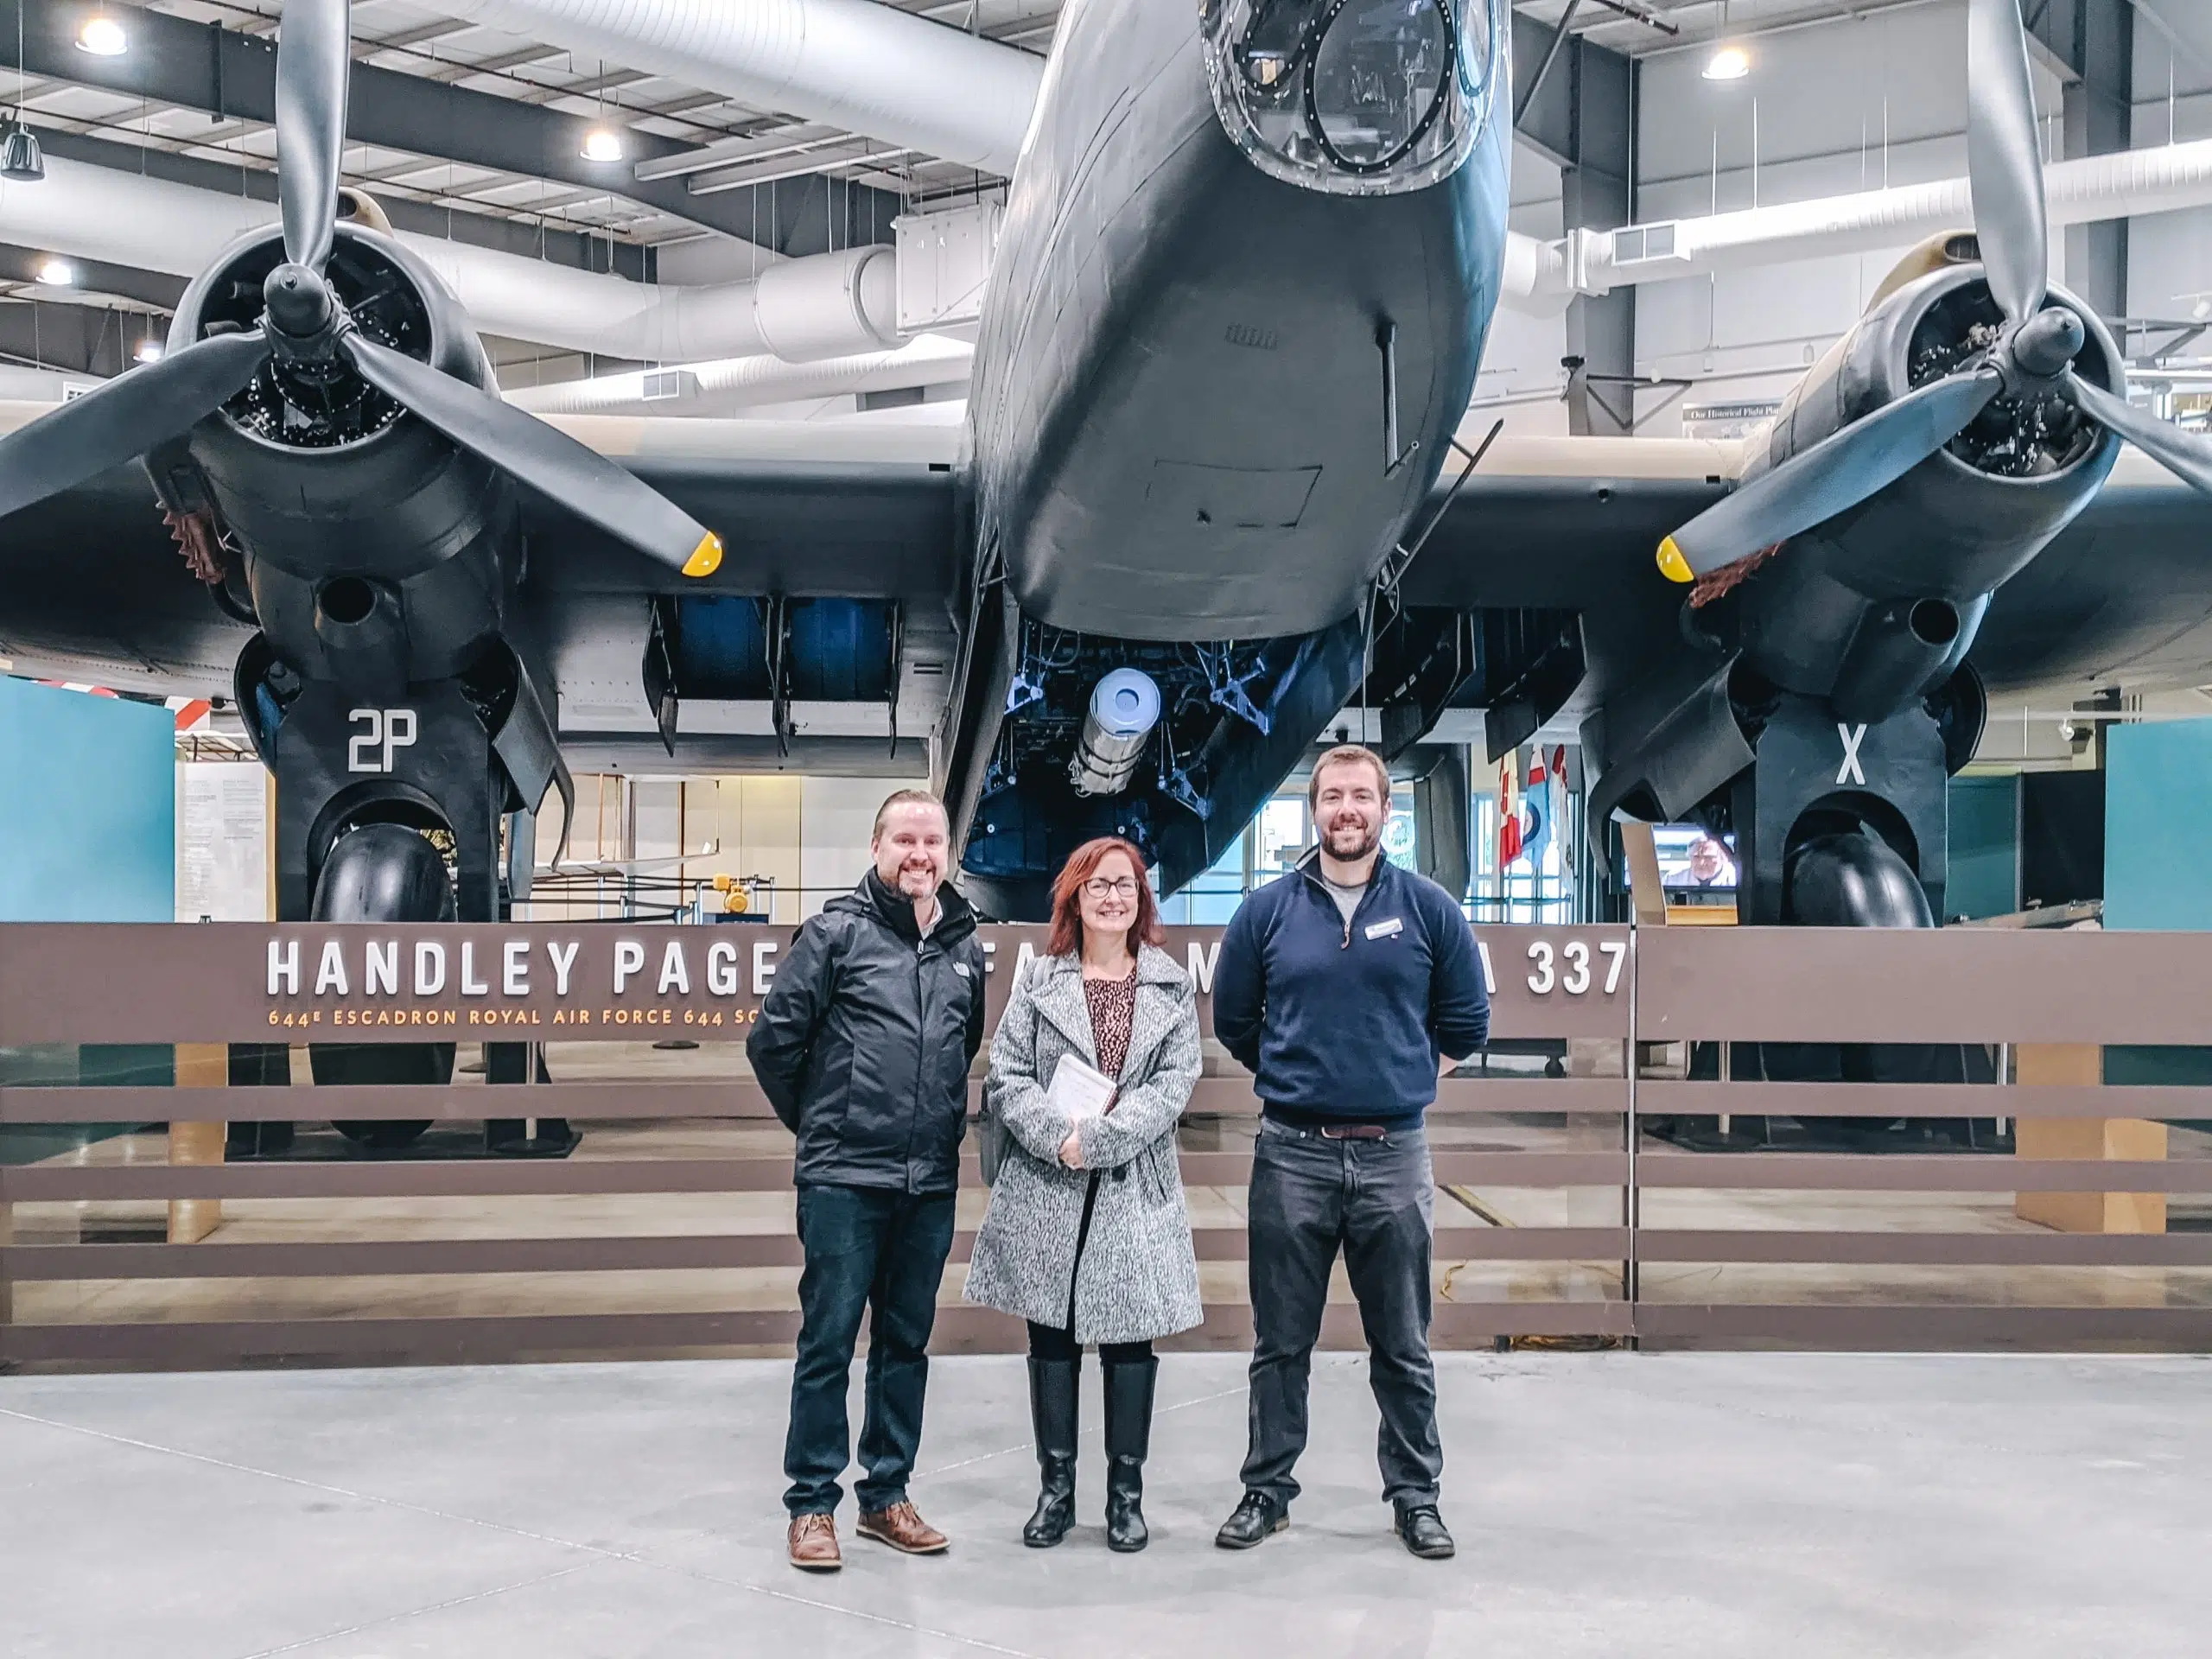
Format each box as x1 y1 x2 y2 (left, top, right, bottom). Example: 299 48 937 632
310 822 456 1153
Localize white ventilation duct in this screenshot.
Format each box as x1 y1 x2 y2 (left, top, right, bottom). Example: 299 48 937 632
508 334 973 416
0 157 899 363
435 0 1043 177
437 0 2212 321
0 364 105 400
1508 137 2212 308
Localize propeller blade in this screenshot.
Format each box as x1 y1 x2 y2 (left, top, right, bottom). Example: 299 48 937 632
2066 371 2212 494
344 335 724 576
1660 368 2005 582
1967 0 2049 325
275 0 351 270
0 331 270 522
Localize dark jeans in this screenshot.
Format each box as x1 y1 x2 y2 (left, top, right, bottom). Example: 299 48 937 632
1240 1118 1440 1511
784 1183 957 1516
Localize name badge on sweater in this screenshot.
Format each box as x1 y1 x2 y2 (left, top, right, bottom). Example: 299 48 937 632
1363 917 1404 941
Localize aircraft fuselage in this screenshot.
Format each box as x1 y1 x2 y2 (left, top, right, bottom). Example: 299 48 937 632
968 0 1511 643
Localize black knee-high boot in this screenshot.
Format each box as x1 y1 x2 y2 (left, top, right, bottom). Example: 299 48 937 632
1023 1357 1081 1547
1103 1354 1158 1553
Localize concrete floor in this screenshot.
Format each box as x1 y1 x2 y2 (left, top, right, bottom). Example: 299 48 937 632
3 1351 2206 1658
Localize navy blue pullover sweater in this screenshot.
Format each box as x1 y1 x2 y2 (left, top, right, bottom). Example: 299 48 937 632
1212 852 1490 1128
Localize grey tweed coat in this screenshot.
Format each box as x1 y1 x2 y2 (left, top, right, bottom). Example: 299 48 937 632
963 944 1204 1344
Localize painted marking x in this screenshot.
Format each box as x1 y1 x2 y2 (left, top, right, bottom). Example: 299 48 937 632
1836 721 1868 786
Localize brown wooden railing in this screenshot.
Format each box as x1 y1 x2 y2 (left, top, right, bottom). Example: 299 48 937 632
1633 925 2212 1346
3 920 2208 1370
0 922 1631 1368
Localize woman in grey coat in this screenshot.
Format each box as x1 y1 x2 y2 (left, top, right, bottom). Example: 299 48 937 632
965 836 1203 1553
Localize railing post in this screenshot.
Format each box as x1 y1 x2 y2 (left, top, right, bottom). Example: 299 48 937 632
2014 1044 2169 1236
1624 917 1641 1337
1 1180 14 1333
1618 823 1668 1341
168 1043 228 1244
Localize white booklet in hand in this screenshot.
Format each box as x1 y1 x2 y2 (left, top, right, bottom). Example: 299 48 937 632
1045 1053 1116 1120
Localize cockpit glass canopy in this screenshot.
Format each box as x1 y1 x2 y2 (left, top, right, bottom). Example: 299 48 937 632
1201 0 1499 195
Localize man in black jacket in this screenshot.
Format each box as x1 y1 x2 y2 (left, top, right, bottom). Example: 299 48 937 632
747 789 986 1573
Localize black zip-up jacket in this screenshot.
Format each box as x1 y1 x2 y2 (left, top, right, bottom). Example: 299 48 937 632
747 871 987 1193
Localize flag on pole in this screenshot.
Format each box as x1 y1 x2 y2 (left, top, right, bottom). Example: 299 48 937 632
1548 747 1575 900
1523 747 1554 874
1497 751 1522 868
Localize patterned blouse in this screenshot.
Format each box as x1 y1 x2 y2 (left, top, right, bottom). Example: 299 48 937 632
1083 964 1140 1084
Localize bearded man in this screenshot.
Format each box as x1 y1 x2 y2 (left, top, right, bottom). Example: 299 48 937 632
1210 745 1490 1560
748 789 985 1572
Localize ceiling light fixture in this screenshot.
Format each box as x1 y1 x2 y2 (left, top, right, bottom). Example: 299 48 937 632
36 257 73 286
1703 44 1751 80
0 124 41 181
136 339 162 364
5 0 41 180
581 128 623 163
76 12 126 55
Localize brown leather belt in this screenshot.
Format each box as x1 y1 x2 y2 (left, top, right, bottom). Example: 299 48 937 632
1318 1124 1389 1141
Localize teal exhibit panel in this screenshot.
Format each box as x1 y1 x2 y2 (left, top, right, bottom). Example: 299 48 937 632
0 679 176 922
1946 773 2020 922
2104 719 2212 931
2101 720 2212 1103
0 680 177 1114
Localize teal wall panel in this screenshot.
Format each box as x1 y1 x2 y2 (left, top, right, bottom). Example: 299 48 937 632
2104 720 2212 932
0 678 175 922
2100 721 2212 1116
1946 773 2020 922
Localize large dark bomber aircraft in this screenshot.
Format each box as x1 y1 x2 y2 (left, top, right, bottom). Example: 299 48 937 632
4 0 2212 987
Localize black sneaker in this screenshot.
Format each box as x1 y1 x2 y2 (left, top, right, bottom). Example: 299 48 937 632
1395 1504 1455 1560
1214 1490 1289 1549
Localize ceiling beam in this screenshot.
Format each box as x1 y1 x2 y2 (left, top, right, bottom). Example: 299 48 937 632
0 0 900 254
0 241 186 311
29 126 658 283
0 293 156 377
1512 8 1632 174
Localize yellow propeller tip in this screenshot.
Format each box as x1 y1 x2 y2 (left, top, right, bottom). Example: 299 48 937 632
683 531 724 578
1656 537 1694 584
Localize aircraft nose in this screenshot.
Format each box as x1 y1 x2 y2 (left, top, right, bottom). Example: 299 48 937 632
1202 0 1501 195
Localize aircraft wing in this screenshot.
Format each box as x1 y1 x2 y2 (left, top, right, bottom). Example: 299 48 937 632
1400 434 2212 730
0 404 965 767
523 414 961 602
1398 435 1738 616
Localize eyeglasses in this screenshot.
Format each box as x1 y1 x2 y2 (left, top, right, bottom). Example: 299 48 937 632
1082 877 1141 899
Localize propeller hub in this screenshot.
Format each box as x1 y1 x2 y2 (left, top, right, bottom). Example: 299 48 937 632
263 262 337 344
2012 305 2086 381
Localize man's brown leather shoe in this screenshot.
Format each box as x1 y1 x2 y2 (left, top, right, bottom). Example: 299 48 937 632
856 1500 949 1554
787 1512 842 1572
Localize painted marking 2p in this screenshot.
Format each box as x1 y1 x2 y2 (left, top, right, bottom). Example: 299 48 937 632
347 708 418 774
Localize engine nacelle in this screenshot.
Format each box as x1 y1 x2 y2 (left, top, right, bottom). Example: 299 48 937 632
1728 260 2125 715
156 223 514 695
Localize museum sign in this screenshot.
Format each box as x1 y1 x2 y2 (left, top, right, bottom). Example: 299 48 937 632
0 922 1629 1046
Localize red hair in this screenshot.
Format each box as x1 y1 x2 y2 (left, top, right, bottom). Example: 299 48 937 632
1046 836 1165 958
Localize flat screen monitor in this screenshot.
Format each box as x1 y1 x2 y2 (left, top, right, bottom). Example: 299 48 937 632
1655 824 1738 894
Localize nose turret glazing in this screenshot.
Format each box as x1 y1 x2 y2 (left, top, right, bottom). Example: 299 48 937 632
1201 0 1502 194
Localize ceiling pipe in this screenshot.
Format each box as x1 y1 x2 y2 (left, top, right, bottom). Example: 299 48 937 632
0 156 899 362
1514 137 2212 305
433 0 1044 178
439 0 2207 324
507 333 973 416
